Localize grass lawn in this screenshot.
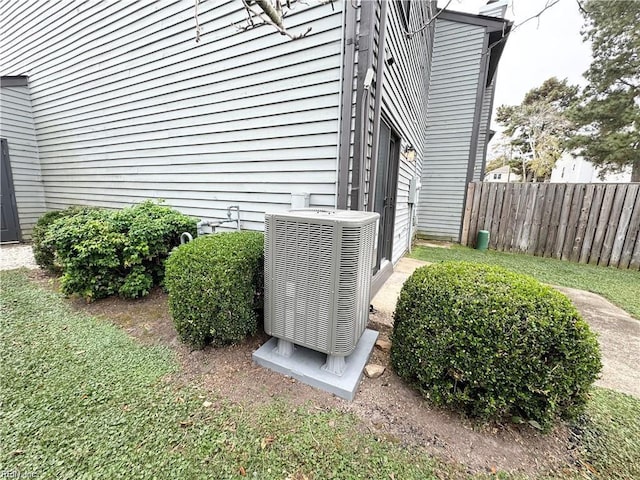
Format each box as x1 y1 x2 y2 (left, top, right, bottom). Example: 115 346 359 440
574 388 640 479
410 244 640 319
0 270 436 479
2 269 639 479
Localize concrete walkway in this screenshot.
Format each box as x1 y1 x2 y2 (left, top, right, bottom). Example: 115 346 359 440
370 257 430 328
371 257 640 398
555 286 640 398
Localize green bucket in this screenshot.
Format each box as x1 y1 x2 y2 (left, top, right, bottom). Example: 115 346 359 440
476 230 489 251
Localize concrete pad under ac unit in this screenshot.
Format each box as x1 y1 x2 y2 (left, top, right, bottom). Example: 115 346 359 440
252 329 379 401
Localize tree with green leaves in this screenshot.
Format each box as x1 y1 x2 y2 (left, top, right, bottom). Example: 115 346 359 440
569 0 640 182
495 77 578 182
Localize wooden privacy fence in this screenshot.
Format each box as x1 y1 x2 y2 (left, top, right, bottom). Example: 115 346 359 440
461 182 640 270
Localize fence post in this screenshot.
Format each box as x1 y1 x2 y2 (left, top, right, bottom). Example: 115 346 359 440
460 182 475 246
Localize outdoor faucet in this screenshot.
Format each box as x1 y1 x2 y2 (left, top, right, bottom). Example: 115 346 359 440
227 205 239 220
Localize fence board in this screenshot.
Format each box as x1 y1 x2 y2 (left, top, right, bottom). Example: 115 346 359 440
571 184 595 262
461 182 638 269
496 183 514 251
580 184 605 263
489 184 505 249
460 182 475 246
534 183 555 256
477 183 490 236
469 182 483 246
620 189 640 269
562 184 585 261
610 184 639 266
512 184 529 252
520 184 538 252
554 184 575 259
589 184 617 265
599 184 628 266
545 183 566 257
630 234 640 270
484 184 497 235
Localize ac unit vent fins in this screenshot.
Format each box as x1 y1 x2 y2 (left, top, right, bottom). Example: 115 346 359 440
264 209 379 356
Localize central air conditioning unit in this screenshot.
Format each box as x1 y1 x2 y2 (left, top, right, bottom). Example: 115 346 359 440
264 209 379 375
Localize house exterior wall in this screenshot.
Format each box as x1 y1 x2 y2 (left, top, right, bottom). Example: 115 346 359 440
0 82 47 239
380 0 433 263
417 18 486 241
550 154 633 183
341 0 372 211
0 0 344 231
483 164 520 182
473 78 495 182
341 1 433 265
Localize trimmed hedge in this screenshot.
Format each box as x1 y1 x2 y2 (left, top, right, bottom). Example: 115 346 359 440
165 231 264 349
390 262 601 430
43 201 196 300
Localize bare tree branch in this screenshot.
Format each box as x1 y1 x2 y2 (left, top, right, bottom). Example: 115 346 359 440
240 0 312 39
226 0 314 40
255 0 286 29
575 0 588 15
485 0 562 56
194 0 202 43
403 0 454 39
240 0 256 27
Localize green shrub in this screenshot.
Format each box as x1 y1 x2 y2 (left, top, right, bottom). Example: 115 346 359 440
390 262 601 430
46 201 196 300
32 207 94 272
165 231 264 349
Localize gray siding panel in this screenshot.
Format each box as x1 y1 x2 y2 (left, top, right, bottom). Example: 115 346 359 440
380 1 433 263
1 1 344 230
473 79 495 181
0 85 47 239
417 18 485 241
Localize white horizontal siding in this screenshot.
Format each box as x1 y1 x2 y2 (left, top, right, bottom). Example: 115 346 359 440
417 18 485 241
1 1 344 227
0 85 47 239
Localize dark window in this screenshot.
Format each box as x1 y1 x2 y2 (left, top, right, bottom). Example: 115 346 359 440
399 0 411 28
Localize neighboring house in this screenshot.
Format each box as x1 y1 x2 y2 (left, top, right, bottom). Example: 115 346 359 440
550 154 632 183
0 0 509 294
483 164 520 183
416 5 511 242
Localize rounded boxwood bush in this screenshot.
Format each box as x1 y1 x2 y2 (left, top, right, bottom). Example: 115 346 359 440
165 231 264 349
390 262 601 430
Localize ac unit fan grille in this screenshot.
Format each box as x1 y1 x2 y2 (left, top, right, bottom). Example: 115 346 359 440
334 223 375 354
271 220 334 353
264 210 378 356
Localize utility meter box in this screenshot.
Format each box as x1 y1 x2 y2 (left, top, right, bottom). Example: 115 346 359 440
408 177 421 204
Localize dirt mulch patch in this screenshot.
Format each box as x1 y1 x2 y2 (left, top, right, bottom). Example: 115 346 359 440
28 269 578 477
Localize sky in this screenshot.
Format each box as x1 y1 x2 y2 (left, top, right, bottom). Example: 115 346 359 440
437 0 593 155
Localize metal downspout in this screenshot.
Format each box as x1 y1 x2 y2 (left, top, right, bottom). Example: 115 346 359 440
349 0 376 211
367 0 389 213
337 2 358 209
